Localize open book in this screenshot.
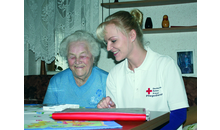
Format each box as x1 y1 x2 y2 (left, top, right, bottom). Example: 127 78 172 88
52 108 148 121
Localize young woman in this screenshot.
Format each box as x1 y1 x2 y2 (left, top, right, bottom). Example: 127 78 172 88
96 9 189 130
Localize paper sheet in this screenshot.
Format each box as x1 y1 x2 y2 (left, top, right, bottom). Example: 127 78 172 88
24 121 122 130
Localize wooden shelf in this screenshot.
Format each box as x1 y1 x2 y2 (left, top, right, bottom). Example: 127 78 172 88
101 0 197 34
101 0 197 8
143 26 197 34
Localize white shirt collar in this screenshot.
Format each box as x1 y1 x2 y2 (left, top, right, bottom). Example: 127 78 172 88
125 46 153 73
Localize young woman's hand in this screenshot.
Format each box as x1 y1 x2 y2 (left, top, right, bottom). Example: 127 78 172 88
97 96 116 108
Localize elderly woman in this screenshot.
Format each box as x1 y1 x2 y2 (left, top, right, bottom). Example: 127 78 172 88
43 30 108 108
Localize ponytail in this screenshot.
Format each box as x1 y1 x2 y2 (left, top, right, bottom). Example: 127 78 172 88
130 9 143 28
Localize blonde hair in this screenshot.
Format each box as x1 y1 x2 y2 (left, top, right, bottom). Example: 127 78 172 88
96 9 144 48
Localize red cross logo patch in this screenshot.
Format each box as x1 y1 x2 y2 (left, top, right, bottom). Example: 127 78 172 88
146 88 152 94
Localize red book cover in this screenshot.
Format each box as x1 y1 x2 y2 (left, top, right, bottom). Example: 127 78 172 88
52 108 147 121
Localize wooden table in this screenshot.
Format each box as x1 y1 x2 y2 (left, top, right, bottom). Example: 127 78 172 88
99 112 170 130
24 105 170 130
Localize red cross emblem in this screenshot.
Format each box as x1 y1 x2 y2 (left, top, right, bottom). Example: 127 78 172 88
146 88 152 94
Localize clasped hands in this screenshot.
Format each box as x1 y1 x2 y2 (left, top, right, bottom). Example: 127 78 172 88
97 96 116 108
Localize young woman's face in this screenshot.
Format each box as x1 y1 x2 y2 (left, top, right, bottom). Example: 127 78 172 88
104 24 133 61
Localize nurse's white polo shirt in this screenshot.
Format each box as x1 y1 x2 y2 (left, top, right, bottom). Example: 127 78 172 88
106 46 189 112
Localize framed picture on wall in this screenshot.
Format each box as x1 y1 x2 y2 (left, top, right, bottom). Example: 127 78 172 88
177 50 194 76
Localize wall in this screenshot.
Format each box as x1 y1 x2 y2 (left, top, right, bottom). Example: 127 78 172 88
97 0 197 77
24 43 41 75
29 50 41 75
24 0 197 77
24 42 29 75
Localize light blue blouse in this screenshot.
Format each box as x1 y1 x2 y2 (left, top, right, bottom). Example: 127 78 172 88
43 66 108 108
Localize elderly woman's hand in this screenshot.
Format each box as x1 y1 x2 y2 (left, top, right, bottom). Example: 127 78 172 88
97 96 116 108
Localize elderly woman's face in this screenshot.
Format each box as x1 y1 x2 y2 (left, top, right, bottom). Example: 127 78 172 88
68 41 94 80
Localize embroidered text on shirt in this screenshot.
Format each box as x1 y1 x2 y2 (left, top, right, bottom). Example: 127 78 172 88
146 87 163 97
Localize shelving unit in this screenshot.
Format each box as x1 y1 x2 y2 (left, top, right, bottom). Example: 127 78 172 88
101 0 197 8
143 26 197 34
101 0 197 34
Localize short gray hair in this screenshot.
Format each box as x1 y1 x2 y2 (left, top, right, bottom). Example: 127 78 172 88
59 30 100 64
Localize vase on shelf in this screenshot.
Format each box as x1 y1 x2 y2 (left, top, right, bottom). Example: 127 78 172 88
162 15 169 28
145 17 153 29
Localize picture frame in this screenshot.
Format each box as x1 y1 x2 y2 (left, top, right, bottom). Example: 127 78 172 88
177 50 195 76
